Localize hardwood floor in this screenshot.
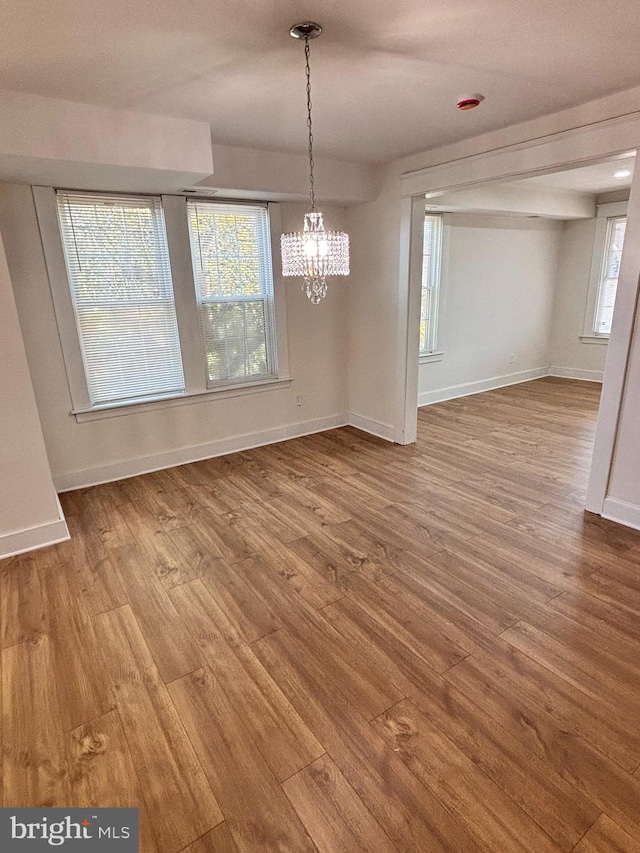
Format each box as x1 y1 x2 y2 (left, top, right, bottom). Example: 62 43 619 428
3 377 640 852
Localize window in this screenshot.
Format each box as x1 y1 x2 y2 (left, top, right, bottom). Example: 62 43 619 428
593 216 626 336
583 201 627 342
187 201 277 387
420 213 444 354
56 192 184 406
35 187 289 419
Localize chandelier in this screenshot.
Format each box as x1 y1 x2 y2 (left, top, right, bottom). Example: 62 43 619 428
281 22 350 304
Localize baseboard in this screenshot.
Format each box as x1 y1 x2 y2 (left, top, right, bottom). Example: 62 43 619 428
0 497 70 560
602 497 640 531
54 414 349 492
348 412 396 442
51 366 606 492
417 367 549 407
548 366 604 382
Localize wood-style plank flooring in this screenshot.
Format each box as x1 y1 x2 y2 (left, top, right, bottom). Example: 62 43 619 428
3 377 640 852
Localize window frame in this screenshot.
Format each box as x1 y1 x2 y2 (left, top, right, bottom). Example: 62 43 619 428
419 211 447 363
186 199 278 389
582 201 628 344
33 187 290 422
55 191 186 408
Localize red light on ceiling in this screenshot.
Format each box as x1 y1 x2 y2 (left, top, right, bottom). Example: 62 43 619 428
457 94 485 111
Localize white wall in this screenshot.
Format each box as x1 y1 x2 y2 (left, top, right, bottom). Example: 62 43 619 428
418 215 562 405
0 185 349 490
346 177 404 439
548 219 608 381
607 310 640 524
206 144 379 206
0 89 213 191
0 229 67 557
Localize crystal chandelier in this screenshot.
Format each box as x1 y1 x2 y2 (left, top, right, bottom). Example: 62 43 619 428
281 22 350 304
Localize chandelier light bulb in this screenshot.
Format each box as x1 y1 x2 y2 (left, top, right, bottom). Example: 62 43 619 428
304 235 329 258
282 211 349 304
280 23 350 303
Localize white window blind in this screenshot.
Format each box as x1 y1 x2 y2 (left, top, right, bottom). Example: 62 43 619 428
594 215 626 336
420 214 443 353
56 192 185 407
187 200 277 387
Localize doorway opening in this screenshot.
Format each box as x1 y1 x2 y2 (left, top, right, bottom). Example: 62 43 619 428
415 156 634 407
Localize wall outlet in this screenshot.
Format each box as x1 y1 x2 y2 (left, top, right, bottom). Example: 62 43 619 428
295 394 302 406
509 353 515 365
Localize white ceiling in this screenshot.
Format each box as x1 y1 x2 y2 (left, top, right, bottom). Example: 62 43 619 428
3 0 640 162
512 158 636 194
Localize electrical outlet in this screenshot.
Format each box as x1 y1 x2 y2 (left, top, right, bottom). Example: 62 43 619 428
509 353 515 365
295 394 302 406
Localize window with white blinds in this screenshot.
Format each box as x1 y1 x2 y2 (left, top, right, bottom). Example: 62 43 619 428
187 200 277 387
420 214 444 354
56 192 185 406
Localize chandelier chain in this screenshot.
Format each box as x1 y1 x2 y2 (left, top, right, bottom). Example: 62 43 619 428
304 38 315 211
281 22 349 303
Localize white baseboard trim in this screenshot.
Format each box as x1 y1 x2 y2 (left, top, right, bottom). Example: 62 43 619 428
548 366 604 382
348 412 396 442
49 366 608 494
602 497 640 531
54 414 349 492
0 498 70 560
417 367 549 407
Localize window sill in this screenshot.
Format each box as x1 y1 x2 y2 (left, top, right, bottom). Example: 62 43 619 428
419 351 444 364
72 376 293 422
580 335 609 346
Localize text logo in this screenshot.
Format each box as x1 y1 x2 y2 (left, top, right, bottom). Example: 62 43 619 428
0 809 138 851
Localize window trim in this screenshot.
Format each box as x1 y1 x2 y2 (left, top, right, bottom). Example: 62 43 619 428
419 213 443 355
33 187 290 421
55 191 186 407
71 377 293 422
582 201 627 342
419 350 444 364
186 199 279 389
419 212 449 362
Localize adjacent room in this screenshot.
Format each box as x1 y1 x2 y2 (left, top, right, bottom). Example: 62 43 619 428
2 3 640 852
417 157 633 403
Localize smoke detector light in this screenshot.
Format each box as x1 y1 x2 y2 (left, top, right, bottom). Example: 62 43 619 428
457 94 485 110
